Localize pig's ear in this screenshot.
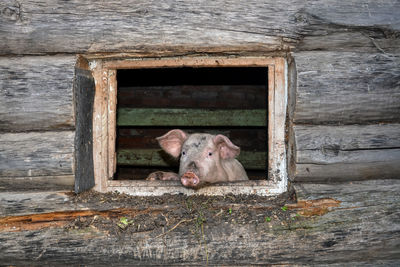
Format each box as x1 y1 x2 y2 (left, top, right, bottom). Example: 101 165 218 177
213 135 240 159
156 129 188 158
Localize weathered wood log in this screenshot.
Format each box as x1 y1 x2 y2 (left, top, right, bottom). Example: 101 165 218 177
0 191 74 217
0 56 76 131
117 149 267 170
294 7 400 54
293 52 400 124
296 30 400 54
0 179 398 265
293 162 400 183
1 0 399 55
290 123 400 181
0 131 74 177
117 108 266 127
0 176 73 193
0 208 174 232
294 124 400 151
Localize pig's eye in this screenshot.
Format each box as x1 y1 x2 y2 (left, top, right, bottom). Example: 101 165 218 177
181 151 186 156
208 152 213 156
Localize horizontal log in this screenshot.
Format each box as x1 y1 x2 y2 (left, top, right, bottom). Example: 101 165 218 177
0 56 76 131
0 176 74 193
290 124 400 182
294 179 400 202
294 6 400 54
0 131 74 177
294 161 400 182
293 52 400 124
297 149 400 165
0 179 399 264
117 149 266 170
0 0 285 54
0 191 78 217
117 108 267 127
296 30 400 54
1 1 399 54
294 124 400 151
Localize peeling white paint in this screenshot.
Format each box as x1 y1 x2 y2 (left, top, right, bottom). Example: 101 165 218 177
273 59 289 195
89 60 97 70
107 180 283 197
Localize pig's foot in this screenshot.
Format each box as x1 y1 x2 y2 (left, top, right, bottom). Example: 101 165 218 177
146 171 180 181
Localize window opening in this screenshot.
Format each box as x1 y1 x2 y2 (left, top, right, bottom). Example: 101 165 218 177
115 67 268 181
87 57 287 196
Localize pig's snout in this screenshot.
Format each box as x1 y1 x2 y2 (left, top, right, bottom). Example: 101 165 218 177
181 171 200 188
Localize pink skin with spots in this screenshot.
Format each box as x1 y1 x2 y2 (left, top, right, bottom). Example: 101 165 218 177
146 129 248 189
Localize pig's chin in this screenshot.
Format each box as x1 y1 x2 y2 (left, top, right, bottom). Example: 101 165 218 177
181 171 201 189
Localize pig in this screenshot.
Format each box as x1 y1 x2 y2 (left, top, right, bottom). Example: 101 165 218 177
146 129 248 188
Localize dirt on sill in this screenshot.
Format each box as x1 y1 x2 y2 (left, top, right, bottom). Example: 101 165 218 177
64 188 302 237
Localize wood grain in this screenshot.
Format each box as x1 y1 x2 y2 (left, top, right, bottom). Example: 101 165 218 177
0 176 73 193
0 131 74 177
294 3 400 54
290 123 400 182
0 1 399 190
0 191 77 216
0 56 76 131
91 61 108 192
0 0 399 55
294 124 400 151
293 52 400 124
108 70 117 179
0 179 398 264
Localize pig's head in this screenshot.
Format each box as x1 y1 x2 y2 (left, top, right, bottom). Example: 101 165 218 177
157 129 240 189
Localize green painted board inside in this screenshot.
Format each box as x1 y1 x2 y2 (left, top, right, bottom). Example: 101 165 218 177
117 108 267 127
117 149 266 170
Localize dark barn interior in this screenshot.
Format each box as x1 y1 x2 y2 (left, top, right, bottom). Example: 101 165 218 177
115 67 268 180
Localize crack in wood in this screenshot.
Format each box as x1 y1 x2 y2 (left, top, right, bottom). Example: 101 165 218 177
286 198 341 216
0 208 163 232
0 200 290 232
0 198 338 232
301 147 400 152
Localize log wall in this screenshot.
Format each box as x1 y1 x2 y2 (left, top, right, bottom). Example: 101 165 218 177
0 0 399 187
291 124 400 181
0 56 76 190
1 1 399 265
0 56 75 131
0 179 399 265
289 52 400 181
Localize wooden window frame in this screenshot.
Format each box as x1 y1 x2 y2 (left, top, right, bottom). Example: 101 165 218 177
89 57 287 196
